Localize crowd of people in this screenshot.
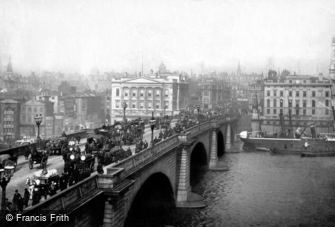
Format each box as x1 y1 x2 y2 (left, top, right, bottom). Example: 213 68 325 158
1 113 229 214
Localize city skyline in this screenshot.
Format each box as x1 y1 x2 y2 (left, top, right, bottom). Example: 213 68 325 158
0 0 335 75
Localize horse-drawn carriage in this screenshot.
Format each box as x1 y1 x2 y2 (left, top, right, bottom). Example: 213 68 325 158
27 169 60 202
48 137 68 155
28 148 48 170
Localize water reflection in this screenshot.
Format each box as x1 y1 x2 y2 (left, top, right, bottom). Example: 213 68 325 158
170 150 335 227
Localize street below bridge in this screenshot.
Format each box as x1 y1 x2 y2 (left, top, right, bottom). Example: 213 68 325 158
5 124 163 203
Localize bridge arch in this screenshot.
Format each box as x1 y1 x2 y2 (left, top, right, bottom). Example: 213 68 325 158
124 172 175 227
217 130 225 157
190 142 208 187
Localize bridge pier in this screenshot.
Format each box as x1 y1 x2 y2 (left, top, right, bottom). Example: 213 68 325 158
225 124 232 151
103 198 115 227
209 129 218 169
176 136 206 208
176 145 190 203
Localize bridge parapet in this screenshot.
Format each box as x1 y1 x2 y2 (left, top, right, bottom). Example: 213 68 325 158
15 174 102 227
106 135 180 179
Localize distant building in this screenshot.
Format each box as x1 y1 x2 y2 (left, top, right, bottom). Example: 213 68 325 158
19 100 46 138
262 74 333 135
0 99 20 143
199 76 231 110
110 65 189 122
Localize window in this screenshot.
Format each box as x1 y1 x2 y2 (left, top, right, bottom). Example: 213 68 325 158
273 109 277 114
288 100 292 107
303 91 306 97
267 109 270 114
280 91 283 97
156 105 160 109
132 104 136 108
140 103 144 109
267 99 270 107
280 109 283 114
326 91 330 97
312 91 315 97
280 99 283 107
132 92 136 97
125 92 128 97
312 109 315 115
140 92 144 97
273 90 277 96
312 100 315 108
326 109 329 115
165 90 169 97
326 100 329 107
303 100 307 108
303 109 306 115
148 91 152 97
267 91 270 96
296 91 299 97
289 80 292 83
296 109 299 116
289 91 292 97
296 100 300 107
156 90 160 97
116 89 120 96
273 99 277 107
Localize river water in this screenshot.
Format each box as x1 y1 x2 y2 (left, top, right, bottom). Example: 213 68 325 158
169 144 335 227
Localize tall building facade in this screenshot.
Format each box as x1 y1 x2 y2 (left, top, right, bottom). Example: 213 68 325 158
110 71 189 122
262 75 333 135
199 77 231 110
0 99 20 143
19 100 46 138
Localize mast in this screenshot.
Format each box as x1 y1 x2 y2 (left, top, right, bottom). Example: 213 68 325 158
255 93 262 132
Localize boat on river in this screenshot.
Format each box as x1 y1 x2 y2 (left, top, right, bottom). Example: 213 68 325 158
239 130 335 155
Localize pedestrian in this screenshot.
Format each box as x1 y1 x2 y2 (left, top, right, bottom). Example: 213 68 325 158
23 188 30 208
59 173 67 191
17 194 24 212
32 188 41 206
12 189 21 211
97 163 104 174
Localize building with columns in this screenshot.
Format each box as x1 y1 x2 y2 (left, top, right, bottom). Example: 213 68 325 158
261 74 333 135
110 67 189 122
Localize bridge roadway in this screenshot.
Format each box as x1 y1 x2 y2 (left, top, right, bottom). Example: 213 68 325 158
5 125 162 202
11 116 239 227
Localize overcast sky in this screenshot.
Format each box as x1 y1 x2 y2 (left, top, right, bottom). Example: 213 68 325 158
0 0 335 75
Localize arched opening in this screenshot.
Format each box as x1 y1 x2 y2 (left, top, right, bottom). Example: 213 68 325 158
190 142 208 187
217 130 225 157
124 173 175 227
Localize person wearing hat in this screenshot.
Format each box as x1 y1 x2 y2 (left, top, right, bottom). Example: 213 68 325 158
23 188 30 208
12 189 21 211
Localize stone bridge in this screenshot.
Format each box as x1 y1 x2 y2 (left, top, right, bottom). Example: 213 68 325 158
17 117 239 227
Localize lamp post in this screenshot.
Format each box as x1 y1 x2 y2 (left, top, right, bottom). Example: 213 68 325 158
34 114 43 148
196 105 200 129
149 111 156 147
0 165 15 213
122 101 127 123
